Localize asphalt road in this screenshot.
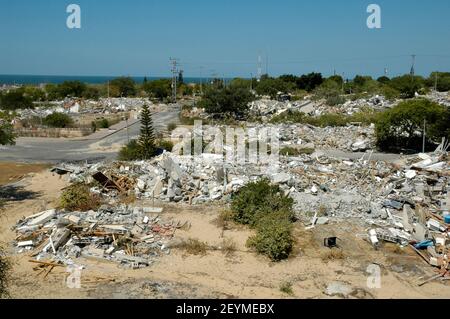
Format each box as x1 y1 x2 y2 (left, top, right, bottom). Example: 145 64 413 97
0 110 180 164
0 107 402 164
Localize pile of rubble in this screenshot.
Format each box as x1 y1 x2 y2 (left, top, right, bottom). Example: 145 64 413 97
277 124 375 152
427 91 450 107
14 205 186 268
249 99 317 118
248 95 396 120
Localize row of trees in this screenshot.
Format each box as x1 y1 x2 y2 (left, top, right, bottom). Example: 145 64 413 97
0 77 197 110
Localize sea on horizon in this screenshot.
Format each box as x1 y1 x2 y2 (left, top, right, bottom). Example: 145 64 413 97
0 74 227 85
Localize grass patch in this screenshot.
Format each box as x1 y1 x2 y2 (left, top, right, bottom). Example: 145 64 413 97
60 183 102 212
279 281 294 296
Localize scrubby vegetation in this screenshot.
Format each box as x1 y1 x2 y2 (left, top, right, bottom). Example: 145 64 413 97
279 281 294 296
60 183 101 211
0 244 11 298
231 179 295 261
271 109 380 127
178 238 209 256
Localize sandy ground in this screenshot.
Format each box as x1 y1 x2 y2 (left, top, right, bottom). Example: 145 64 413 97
1 169 450 299
0 163 50 186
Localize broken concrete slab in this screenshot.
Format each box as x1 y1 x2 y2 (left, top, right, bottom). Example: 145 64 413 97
27 209 56 226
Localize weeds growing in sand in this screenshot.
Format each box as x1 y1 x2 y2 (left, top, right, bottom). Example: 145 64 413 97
321 248 345 262
279 281 294 296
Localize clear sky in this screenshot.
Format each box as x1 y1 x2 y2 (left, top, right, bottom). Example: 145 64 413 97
1 0 449 78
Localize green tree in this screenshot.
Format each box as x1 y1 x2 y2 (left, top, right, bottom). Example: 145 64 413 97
143 79 171 101
0 89 34 110
377 76 391 84
376 99 450 152
82 86 100 100
296 72 324 91
255 77 296 98
389 75 425 98
427 72 450 92
43 113 73 128
110 77 137 97
0 121 15 145
314 79 344 105
57 81 87 98
138 104 156 159
200 87 255 119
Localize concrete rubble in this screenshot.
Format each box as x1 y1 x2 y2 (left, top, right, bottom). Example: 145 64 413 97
14 205 186 268
248 95 396 120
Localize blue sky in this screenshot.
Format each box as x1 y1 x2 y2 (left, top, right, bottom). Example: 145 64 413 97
0 0 449 78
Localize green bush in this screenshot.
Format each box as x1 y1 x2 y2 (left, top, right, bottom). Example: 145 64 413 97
376 99 450 152
60 183 101 211
118 140 144 161
0 244 11 298
231 179 294 227
156 139 174 152
43 113 73 128
247 215 294 262
167 122 177 132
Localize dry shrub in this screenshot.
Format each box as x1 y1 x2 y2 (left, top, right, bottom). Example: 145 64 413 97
178 238 209 256
60 183 101 211
321 248 345 262
215 209 234 230
221 238 237 257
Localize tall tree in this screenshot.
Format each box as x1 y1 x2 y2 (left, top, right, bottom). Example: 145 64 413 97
138 104 156 159
0 121 15 145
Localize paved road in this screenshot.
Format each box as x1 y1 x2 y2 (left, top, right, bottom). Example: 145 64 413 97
0 109 180 164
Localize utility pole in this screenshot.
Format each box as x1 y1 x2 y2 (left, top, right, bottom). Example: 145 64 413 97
423 119 426 153
170 58 179 103
435 72 438 91
199 66 204 95
257 55 262 82
410 54 416 77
